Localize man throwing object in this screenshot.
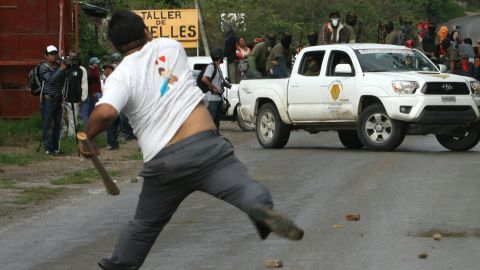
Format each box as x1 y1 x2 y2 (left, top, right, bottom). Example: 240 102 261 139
79 10 304 270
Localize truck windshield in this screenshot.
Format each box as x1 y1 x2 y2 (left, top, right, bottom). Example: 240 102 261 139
354 49 438 72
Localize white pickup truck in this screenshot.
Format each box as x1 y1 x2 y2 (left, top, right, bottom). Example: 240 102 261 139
188 56 254 131
238 44 480 151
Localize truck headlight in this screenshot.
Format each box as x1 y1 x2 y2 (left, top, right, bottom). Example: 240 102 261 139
392 81 419 94
470 81 480 94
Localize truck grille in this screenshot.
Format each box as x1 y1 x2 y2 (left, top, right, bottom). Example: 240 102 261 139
422 82 470 95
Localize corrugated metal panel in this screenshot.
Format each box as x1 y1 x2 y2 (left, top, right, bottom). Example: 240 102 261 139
0 0 71 118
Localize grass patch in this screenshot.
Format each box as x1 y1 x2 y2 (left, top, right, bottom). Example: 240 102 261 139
13 186 64 205
50 168 99 185
0 152 50 166
127 152 143 161
0 114 42 146
0 179 16 189
49 168 118 185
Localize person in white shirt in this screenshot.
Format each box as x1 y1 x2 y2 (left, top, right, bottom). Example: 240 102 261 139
64 51 88 137
79 10 303 270
201 47 225 133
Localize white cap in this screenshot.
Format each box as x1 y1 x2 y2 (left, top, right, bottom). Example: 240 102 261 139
46 45 58 53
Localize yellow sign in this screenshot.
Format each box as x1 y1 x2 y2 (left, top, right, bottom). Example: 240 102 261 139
330 83 341 101
134 9 199 48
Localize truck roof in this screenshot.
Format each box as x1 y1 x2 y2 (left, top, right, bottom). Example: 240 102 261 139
302 43 409 52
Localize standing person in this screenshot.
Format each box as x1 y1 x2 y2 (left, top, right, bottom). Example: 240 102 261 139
318 11 352 45
345 11 362 43
236 36 251 79
384 21 399 45
266 31 293 78
224 23 239 84
202 48 225 133
441 38 462 74
422 23 437 58
39 45 67 155
87 57 103 120
473 55 480 80
79 10 304 270
111 52 122 65
64 51 88 137
457 37 475 62
247 32 276 79
103 63 121 150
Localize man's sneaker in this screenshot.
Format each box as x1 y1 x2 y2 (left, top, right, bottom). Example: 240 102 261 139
53 150 65 156
98 258 122 270
106 144 119 150
248 205 304 241
45 150 52 155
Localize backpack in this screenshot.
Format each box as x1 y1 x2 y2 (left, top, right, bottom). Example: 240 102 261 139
196 63 217 93
28 63 44 96
63 65 83 103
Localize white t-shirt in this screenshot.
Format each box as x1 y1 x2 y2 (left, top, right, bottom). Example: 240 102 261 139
204 64 223 101
97 38 206 162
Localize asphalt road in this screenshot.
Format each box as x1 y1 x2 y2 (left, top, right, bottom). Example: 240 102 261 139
445 13 480 42
2 127 480 270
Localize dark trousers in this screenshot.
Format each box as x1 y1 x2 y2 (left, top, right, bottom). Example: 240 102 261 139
107 131 273 269
107 117 121 147
119 112 135 140
40 96 63 152
207 100 222 132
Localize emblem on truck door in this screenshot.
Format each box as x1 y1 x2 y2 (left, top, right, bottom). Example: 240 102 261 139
330 82 341 101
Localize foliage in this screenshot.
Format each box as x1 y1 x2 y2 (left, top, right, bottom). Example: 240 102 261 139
198 0 467 47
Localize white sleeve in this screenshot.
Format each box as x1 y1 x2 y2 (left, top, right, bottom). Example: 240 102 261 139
80 66 88 102
96 69 129 114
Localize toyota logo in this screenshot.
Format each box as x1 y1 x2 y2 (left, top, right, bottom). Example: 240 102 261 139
442 84 453 91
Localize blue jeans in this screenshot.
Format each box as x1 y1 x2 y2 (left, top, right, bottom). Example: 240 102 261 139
41 95 63 152
107 117 121 147
81 93 102 126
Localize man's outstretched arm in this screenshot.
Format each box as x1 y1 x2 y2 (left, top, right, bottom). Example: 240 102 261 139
86 104 118 140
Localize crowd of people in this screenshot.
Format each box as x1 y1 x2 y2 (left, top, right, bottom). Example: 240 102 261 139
223 10 480 81
38 46 134 155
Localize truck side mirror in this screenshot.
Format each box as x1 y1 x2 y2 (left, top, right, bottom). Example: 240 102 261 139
334 64 353 76
437 64 448 73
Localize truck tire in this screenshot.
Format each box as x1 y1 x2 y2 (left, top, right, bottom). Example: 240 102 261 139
236 109 255 131
357 104 405 151
338 130 364 149
436 123 480 151
256 103 290 148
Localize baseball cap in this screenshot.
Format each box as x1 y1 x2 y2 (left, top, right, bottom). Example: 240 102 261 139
89 57 101 65
103 63 117 69
46 45 58 54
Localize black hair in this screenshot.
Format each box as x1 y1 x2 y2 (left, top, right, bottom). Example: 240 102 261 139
108 10 147 53
463 37 472 45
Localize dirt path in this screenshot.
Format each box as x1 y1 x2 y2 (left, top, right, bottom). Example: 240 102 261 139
0 138 143 226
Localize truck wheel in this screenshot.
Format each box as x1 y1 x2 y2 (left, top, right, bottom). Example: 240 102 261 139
236 110 254 131
357 104 405 151
436 123 480 151
338 130 364 149
256 103 290 148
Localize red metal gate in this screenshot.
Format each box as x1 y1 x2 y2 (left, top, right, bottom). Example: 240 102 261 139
0 0 72 118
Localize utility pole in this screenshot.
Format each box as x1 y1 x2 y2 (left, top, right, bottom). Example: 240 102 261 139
194 0 210 56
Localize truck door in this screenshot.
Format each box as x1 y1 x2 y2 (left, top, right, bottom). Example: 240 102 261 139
287 50 327 121
319 50 357 121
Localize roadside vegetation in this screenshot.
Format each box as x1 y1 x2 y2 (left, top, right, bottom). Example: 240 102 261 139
80 0 472 61
0 114 107 166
